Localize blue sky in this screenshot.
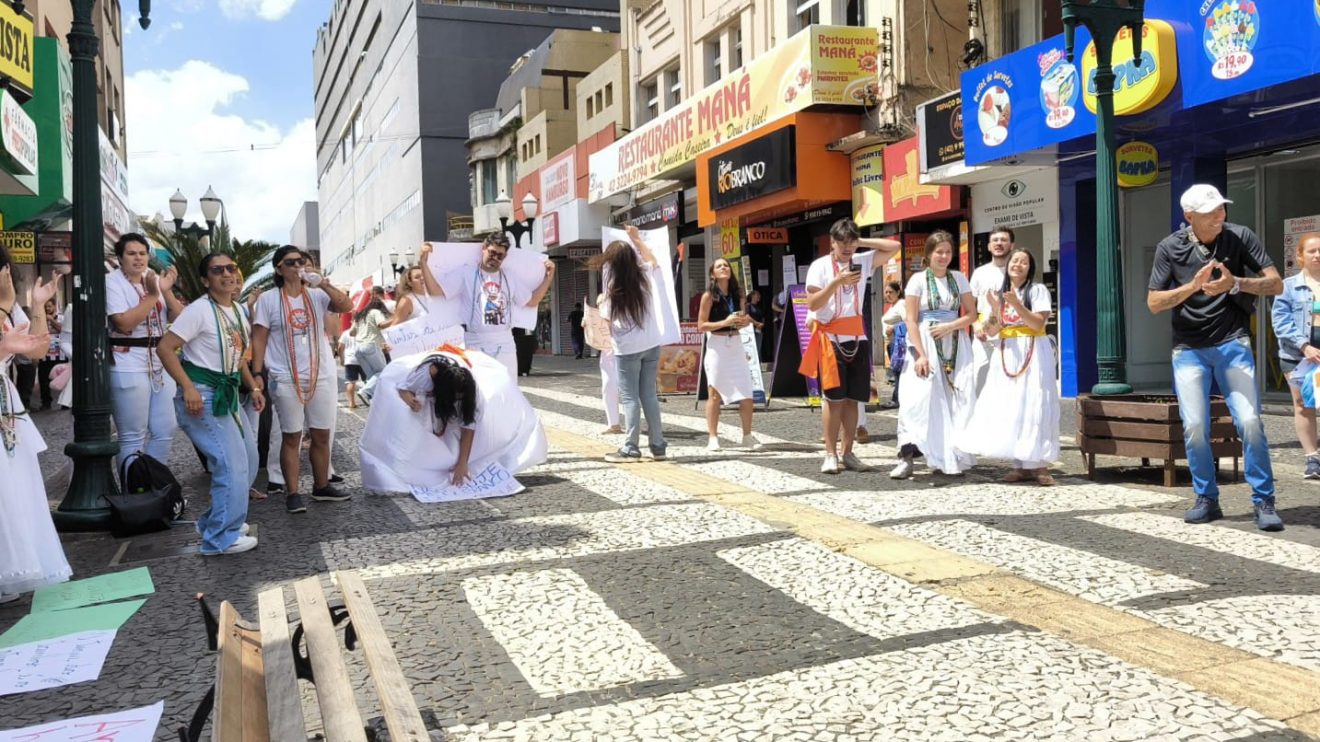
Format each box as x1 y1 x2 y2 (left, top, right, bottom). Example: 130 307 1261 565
123 0 329 242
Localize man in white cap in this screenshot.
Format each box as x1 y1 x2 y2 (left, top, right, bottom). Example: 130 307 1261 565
1147 184 1283 531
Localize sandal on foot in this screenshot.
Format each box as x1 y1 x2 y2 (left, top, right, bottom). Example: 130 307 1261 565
1003 469 1030 483
249 488 268 501
1035 472 1057 487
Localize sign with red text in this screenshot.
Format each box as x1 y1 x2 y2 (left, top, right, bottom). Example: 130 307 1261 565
539 150 575 211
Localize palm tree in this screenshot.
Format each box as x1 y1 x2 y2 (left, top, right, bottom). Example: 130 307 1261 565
137 216 277 302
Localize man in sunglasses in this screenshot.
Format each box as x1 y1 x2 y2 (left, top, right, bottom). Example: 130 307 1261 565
250 246 355 513
418 233 555 380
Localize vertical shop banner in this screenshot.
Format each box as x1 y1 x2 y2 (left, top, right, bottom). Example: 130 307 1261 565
1283 215 1320 278
741 324 767 405
719 217 743 285
903 233 929 280
781 254 797 295
657 323 703 394
791 285 821 404
850 144 885 227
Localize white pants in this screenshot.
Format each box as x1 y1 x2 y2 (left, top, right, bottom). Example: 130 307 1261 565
266 378 337 486
466 332 518 380
600 350 620 427
110 371 178 470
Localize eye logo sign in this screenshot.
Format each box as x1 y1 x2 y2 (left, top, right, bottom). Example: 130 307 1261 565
1002 179 1028 199
717 159 768 194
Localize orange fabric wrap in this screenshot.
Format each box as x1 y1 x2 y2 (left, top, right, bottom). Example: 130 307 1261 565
798 315 867 391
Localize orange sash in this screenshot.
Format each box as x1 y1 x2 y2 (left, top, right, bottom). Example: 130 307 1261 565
798 315 866 391
435 343 472 366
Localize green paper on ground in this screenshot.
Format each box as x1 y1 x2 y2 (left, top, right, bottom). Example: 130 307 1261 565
30 567 155 612
0 599 146 649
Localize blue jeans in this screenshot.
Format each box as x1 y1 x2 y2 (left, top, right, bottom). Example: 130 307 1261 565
111 371 178 470
175 385 258 554
1171 337 1274 502
616 345 665 455
356 344 388 401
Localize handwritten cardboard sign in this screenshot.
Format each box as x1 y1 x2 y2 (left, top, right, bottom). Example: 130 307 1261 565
410 462 525 503
31 568 154 613
382 319 465 358
0 630 116 697
0 700 163 741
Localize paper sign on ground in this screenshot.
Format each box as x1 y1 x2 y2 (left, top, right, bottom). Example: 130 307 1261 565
0 630 116 697
410 463 525 503
0 599 145 650
382 317 464 358
423 242 548 331
0 700 164 742
31 567 153 613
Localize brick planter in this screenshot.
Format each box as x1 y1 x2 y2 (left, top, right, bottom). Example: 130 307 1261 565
1076 394 1240 487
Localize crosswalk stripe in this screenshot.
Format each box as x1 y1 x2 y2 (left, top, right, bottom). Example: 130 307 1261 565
327 503 779 580
788 484 1180 520
548 464 693 506
1081 513 1320 575
717 538 993 639
887 520 1206 604
462 568 684 696
686 460 829 495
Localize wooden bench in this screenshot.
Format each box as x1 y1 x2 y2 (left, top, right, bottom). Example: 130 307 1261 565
180 570 429 742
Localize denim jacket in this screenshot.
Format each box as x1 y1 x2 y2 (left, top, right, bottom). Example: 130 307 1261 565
1271 273 1315 363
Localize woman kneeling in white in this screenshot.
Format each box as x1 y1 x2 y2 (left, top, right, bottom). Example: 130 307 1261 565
893 231 978 479
359 347 547 491
957 248 1059 485
698 258 759 451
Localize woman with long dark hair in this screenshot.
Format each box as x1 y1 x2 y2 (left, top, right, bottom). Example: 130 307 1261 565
892 231 978 479
0 250 71 601
957 247 1059 484
157 254 266 554
588 225 667 462
698 258 758 451
359 347 547 490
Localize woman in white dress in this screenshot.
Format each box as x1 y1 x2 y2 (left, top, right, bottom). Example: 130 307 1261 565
585 293 622 434
0 261 71 602
698 258 759 451
957 248 1059 485
892 231 978 479
359 348 547 491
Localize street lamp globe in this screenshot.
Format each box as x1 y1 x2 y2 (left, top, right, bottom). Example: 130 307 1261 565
200 186 221 223
522 192 539 220
494 192 512 221
168 189 187 221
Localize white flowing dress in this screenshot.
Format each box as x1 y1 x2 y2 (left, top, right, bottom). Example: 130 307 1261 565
897 270 977 474
359 349 547 492
0 307 72 596
957 283 1060 468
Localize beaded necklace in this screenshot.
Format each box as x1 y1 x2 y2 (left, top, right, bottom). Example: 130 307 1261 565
925 268 961 388
999 283 1037 379
209 296 248 375
129 275 166 392
0 318 17 455
829 257 864 362
279 286 320 404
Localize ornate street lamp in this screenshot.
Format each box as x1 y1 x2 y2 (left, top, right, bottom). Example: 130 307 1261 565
54 0 153 529
169 186 222 244
495 192 539 249
1062 0 1144 396
389 249 415 277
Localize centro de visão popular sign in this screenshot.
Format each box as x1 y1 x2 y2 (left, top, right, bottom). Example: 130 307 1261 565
0 1 34 95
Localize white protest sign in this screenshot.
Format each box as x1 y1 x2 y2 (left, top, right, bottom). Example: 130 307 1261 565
0 700 163 742
424 242 549 331
0 631 117 697
600 226 682 347
410 462 525 503
739 324 767 405
382 318 465 357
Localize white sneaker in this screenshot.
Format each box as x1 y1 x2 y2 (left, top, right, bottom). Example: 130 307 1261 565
821 455 839 474
841 452 871 472
741 434 762 451
239 523 250 536
889 459 914 479
203 535 258 556
0 593 20 604
706 437 722 452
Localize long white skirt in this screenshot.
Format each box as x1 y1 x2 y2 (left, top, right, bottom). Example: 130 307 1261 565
703 333 753 403
897 325 978 474
957 335 1060 467
359 350 548 493
0 377 72 595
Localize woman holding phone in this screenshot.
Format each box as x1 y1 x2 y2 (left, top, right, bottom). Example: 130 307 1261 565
698 258 759 452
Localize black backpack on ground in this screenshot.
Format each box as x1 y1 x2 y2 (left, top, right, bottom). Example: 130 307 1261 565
109 451 186 537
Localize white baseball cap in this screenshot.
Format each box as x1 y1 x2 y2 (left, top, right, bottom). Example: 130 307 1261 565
1180 184 1233 214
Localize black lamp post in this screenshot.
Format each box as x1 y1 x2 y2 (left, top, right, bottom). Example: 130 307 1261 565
495 192 540 249
1062 0 1144 396
54 0 152 529
168 186 222 244
389 249 416 277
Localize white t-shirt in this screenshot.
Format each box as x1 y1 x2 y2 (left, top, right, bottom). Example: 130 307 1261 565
601 261 667 356
999 283 1053 327
106 269 167 373
969 262 1007 320
253 287 336 382
438 266 530 337
399 353 482 432
904 270 972 315
168 298 249 374
805 251 877 341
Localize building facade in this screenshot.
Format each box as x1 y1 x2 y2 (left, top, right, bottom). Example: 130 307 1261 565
312 0 619 286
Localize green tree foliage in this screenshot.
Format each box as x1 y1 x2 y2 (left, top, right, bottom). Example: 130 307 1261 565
137 217 277 302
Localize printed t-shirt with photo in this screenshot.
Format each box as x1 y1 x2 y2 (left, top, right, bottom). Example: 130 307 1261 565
253 288 337 383
805 251 876 341
168 298 250 373
438 267 530 337
105 269 167 373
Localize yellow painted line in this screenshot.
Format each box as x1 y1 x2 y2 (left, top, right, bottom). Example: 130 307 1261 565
543 421 1320 736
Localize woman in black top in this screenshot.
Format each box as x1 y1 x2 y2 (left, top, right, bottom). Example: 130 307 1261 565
697 259 759 452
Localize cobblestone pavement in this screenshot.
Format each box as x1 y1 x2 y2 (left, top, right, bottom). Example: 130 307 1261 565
4 356 1320 740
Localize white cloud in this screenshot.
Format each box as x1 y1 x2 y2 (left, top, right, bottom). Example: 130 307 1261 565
125 60 315 244
217 0 297 21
